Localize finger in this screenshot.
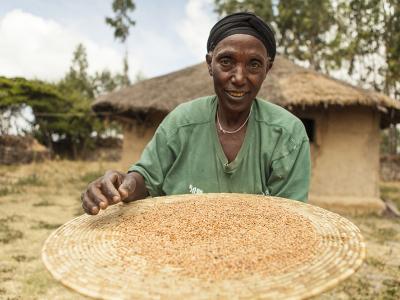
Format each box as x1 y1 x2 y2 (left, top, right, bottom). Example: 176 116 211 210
101 174 122 204
118 174 136 201
82 199 98 215
87 185 109 210
82 201 93 215
82 193 99 215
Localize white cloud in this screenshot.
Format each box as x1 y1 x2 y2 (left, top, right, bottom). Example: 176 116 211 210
177 0 217 60
127 29 181 77
0 10 130 81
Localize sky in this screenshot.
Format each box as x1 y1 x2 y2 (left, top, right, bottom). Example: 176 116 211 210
0 0 218 82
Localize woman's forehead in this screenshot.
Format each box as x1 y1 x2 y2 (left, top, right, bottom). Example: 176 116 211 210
213 34 268 58
206 12 276 62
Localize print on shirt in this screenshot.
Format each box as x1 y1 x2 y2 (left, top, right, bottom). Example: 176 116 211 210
189 184 203 194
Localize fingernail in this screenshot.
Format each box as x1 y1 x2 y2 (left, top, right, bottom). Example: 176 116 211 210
112 196 120 202
91 206 99 214
99 201 107 209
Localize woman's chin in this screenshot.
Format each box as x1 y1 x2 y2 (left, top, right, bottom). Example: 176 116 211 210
218 93 254 112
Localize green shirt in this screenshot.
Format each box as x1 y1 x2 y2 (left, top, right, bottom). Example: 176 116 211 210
129 96 311 202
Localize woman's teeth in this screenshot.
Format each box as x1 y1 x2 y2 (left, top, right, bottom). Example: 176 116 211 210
228 91 245 97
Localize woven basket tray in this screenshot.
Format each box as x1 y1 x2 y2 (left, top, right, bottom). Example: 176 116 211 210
42 193 365 299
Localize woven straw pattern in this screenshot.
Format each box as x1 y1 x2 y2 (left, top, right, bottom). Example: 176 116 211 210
42 193 365 299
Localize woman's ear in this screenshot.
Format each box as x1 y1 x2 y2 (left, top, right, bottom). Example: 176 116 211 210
265 57 273 73
206 53 213 76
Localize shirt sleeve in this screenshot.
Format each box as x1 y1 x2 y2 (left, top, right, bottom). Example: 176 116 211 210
128 125 176 197
266 138 311 202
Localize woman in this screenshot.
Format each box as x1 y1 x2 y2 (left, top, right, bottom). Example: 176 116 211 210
81 12 311 215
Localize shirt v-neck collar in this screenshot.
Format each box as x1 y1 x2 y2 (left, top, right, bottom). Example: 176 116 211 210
210 97 255 174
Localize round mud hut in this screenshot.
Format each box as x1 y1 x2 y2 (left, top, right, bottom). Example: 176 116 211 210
92 56 400 215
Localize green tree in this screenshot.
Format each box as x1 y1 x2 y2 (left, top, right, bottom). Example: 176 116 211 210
56 44 108 158
336 0 385 88
106 0 136 43
0 42 132 159
383 1 400 99
336 0 399 154
214 0 274 23
114 55 131 87
214 0 343 72
92 69 118 96
58 43 94 98
0 44 118 159
106 0 136 86
276 0 342 71
0 76 73 153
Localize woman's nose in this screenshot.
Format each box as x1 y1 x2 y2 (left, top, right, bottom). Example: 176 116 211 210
231 65 246 86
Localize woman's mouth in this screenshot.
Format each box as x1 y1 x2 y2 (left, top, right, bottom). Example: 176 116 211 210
226 90 247 99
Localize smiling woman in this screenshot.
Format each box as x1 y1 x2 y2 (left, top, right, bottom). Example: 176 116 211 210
81 12 311 215
206 34 269 161
207 34 268 118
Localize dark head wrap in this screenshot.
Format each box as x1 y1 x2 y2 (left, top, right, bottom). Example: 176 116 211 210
207 12 276 62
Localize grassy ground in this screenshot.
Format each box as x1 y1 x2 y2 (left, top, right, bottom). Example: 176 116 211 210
0 160 399 299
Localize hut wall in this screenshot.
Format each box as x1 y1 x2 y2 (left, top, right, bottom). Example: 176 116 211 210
312 106 379 196
121 125 155 168
294 106 384 214
121 114 164 168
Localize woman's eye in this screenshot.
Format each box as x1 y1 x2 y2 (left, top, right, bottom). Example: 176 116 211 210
220 58 231 66
250 61 262 69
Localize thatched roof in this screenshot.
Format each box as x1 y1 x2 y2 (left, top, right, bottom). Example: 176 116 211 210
93 56 400 126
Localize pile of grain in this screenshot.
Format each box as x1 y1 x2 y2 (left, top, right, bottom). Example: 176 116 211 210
115 196 319 280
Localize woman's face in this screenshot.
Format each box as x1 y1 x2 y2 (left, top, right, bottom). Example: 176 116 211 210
206 34 270 114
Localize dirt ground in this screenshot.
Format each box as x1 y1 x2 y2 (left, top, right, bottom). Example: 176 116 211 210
0 160 399 300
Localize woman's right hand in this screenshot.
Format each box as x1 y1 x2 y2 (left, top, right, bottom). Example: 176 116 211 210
81 170 138 215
